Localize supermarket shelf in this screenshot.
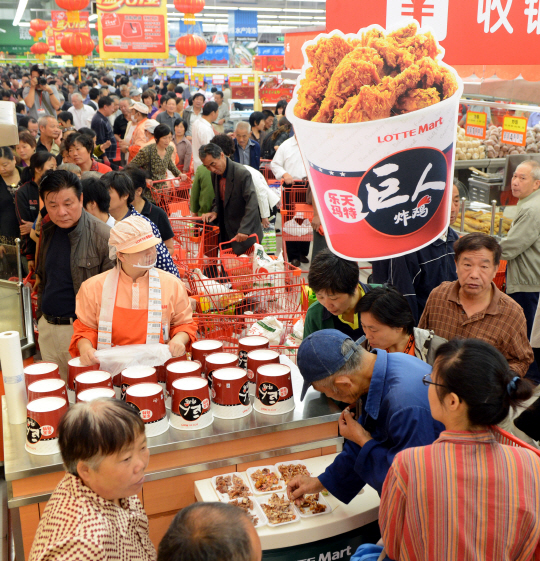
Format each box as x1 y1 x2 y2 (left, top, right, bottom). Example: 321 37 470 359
454 158 506 170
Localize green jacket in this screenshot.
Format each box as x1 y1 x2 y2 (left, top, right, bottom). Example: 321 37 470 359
189 165 214 216
303 282 375 339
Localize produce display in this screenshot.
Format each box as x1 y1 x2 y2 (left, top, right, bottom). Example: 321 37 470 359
294 22 458 124
456 126 486 160
453 210 512 234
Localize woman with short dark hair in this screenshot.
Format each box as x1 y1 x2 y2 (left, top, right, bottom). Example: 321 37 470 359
130 124 182 184
377 339 540 561
358 287 446 365
29 398 156 561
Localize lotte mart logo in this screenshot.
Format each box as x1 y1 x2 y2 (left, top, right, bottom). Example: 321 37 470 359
386 0 450 40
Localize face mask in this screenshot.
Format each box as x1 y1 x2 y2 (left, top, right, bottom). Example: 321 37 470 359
132 259 156 270
131 249 157 269
131 115 136 122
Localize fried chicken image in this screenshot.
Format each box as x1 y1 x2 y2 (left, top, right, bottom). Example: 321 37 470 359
312 47 384 123
394 88 441 114
294 35 354 121
294 23 458 124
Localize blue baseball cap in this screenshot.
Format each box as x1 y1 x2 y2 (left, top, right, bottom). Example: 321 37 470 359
297 330 365 400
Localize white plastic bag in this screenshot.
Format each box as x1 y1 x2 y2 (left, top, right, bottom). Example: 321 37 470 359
293 318 304 340
283 217 312 237
94 344 173 377
191 268 240 310
248 316 284 345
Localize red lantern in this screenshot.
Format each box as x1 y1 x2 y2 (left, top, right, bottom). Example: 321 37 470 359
29 19 47 40
173 0 205 25
55 0 89 23
61 33 95 67
29 28 38 40
30 42 50 61
175 35 206 68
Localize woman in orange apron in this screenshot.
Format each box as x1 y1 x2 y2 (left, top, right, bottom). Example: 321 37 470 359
70 215 196 365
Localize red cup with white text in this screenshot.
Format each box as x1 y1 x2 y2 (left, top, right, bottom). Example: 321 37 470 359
169 376 212 430
27 378 67 403
192 340 224 373
211 367 251 420
125 382 168 438
75 370 113 397
25 397 68 455
67 358 100 404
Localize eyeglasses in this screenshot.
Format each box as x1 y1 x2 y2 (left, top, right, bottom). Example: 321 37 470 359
422 373 447 389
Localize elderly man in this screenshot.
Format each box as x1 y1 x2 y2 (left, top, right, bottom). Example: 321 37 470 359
130 88 142 103
232 121 260 170
183 92 205 138
36 116 61 158
200 143 263 255
500 161 540 339
192 101 218 172
158 503 261 561
91 96 117 165
288 329 443 502
68 92 96 130
372 181 461 323
419 232 533 377
156 95 181 135
36 170 113 381
23 64 61 120
29 399 156 561
21 116 39 138
213 91 230 133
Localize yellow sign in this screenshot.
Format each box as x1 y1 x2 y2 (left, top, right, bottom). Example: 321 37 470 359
502 115 528 147
465 111 487 139
97 0 168 60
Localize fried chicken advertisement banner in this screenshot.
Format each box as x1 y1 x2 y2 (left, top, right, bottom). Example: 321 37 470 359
286 21 463 261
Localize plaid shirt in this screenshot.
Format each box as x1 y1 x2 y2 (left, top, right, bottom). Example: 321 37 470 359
29 474 156 561
418 281 533 377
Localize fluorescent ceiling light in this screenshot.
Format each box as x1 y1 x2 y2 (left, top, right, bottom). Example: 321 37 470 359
0 28 5 33
14 0 29 26
239 7 282 11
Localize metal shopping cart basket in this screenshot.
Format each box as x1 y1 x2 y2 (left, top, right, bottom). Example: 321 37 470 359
280 181 314 261
148 177 192 217
259 159 275 182
170 217 220 273
491 426 540 457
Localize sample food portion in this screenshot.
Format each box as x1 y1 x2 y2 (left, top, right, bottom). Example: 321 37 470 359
453 210 512 235
229 498 259 527
294 22 458 124
277 463 311 483
296 493 328 515
214 474 252 500
250 468 283 493
260 493 298 525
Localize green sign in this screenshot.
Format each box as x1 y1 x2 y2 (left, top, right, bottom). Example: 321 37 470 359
0 21 34 54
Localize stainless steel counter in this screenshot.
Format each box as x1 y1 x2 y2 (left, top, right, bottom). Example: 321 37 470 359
3 365 342 482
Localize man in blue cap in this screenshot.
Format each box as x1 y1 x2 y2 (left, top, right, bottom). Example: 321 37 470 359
287 329 443 502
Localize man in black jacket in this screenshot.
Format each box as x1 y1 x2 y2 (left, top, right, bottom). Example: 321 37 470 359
199 143 263 256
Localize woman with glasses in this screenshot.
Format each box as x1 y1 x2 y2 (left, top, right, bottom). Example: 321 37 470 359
360 339 540 561
358 287 446 365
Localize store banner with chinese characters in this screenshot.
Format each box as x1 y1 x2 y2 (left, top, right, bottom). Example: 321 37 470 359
326 0 540 65
49 11 91 56
228 10 258 38
97 0 168 60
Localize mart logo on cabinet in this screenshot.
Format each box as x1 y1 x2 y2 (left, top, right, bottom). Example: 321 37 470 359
386 0 449 39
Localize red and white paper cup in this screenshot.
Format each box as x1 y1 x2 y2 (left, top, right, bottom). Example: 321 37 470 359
27 378 67 403
77 387 116 403
25 397 68 455
246 349 280 395
125 382 168 438
165 360 202 407
120 366 158 401
24 363 60 393
287 25 463 261
169 376 212 431
75 371 113 397
67 358 100 404
211 367 251 420
237 336 270 371
156 354 187 384
204 352 239 391
254 363 295 415
192 340 224 373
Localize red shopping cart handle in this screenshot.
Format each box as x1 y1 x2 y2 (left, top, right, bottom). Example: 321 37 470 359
219 233 259 253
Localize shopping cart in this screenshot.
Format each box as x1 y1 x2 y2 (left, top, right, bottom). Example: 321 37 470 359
170 217 220 272
259 159 275 182
491 426 540 458
148 177 192 217
494 260 507 292
187 259 305 313
280 182 314 262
